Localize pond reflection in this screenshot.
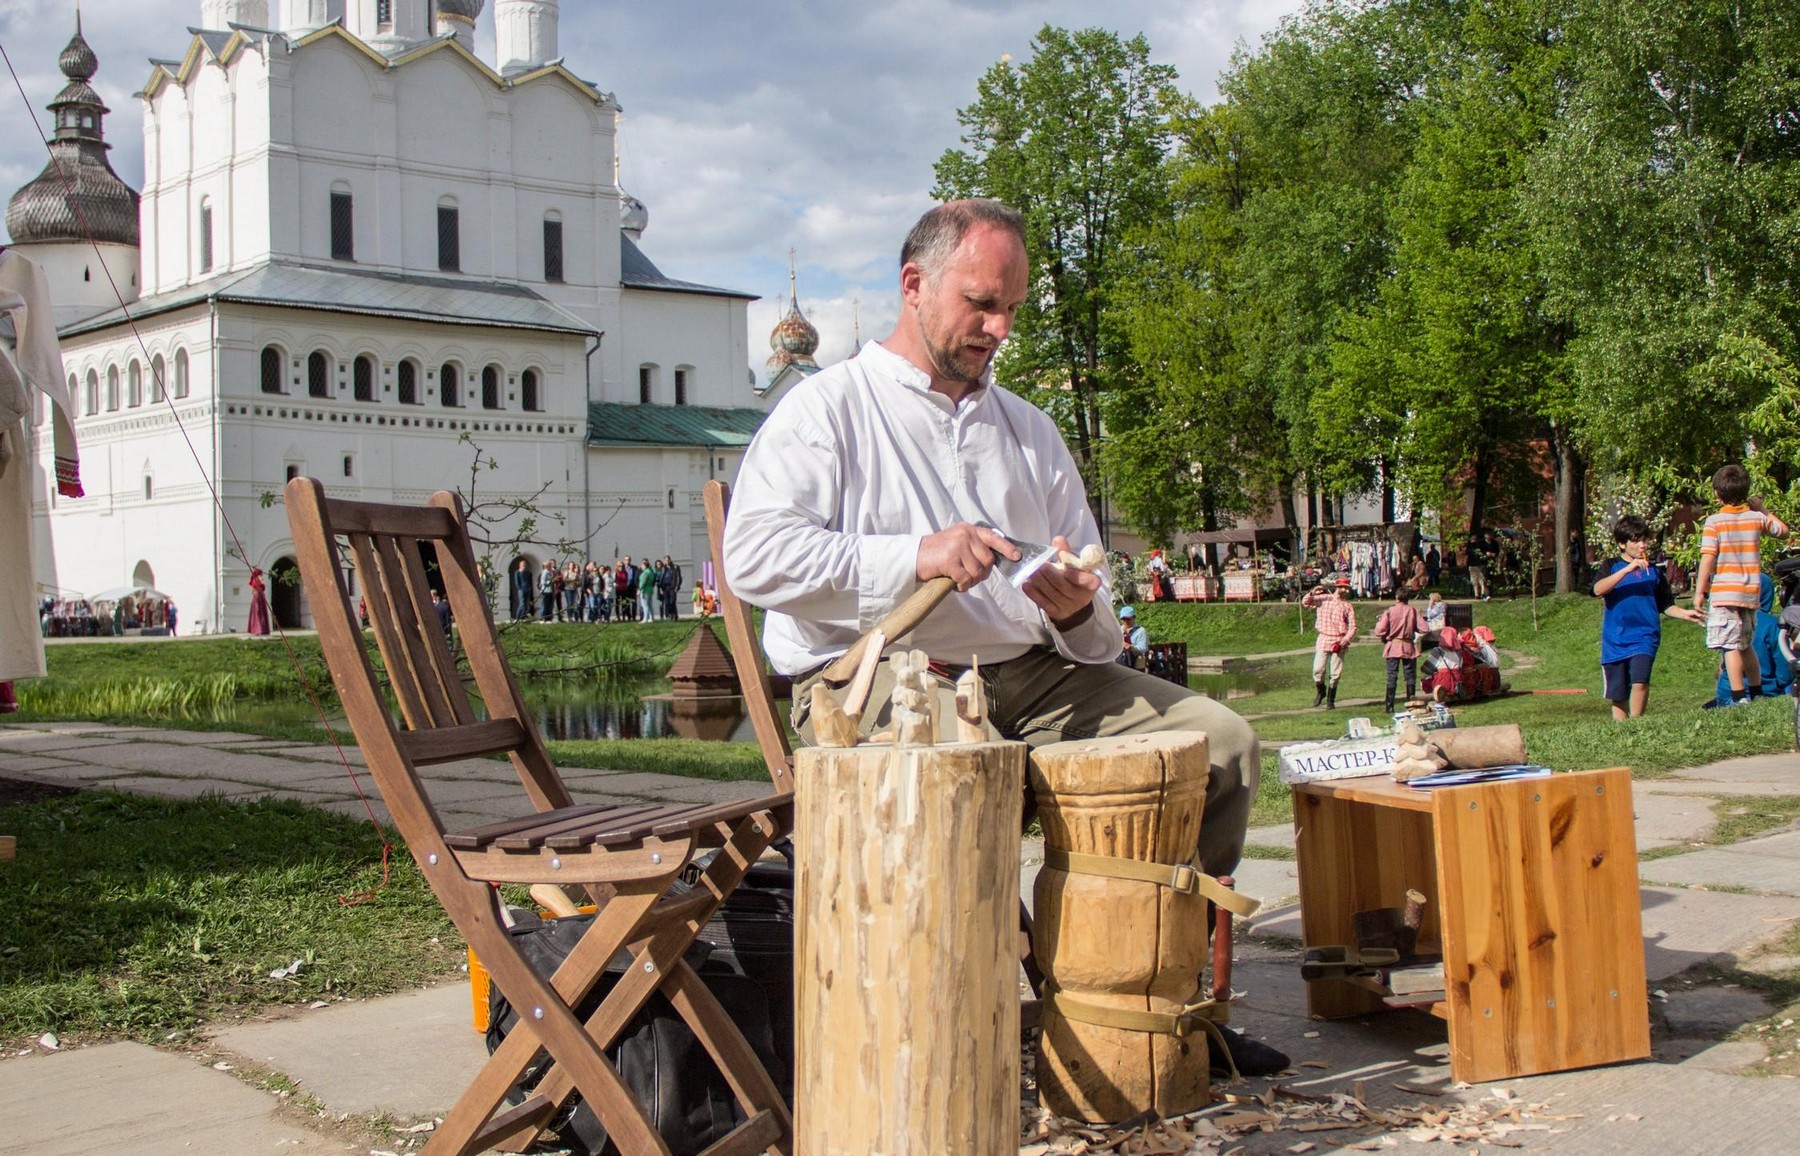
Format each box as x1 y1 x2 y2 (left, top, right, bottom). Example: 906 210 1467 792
525 679 763 743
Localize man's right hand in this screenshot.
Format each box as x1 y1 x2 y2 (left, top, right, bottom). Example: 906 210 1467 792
917 523 1020 591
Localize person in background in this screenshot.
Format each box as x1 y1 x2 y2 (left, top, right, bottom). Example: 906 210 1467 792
538 559 556 621
1408 553 1428 593
637 557 657 622
509 558 532 621
1712 573 1794 705
164 601 178 637
1594 514 1704 720
1466 533 1491 600
1695 463 1789 704
1424 544 1441 587
1421 590 1447 641
1115 605 1148 669
429 588 453 642
1373 588 1424 713
1301 577 1357 709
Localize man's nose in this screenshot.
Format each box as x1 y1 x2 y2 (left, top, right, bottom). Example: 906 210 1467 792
985 311 1013 342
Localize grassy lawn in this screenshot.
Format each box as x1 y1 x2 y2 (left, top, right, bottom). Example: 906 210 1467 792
0 782 458 1046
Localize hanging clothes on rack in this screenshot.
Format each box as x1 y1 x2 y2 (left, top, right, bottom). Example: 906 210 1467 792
1 248 82 685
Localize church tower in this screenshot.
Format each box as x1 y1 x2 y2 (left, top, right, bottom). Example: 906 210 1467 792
4 13 140 328
495 0 560 72
765 256 820 382
200 1 270 27
434 0 485 51
348 0 432 51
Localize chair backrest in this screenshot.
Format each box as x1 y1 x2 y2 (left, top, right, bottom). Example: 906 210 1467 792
702 480 794 794
284 478 573 849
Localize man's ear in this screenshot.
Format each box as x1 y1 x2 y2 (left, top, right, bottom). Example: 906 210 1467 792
899 261 925 304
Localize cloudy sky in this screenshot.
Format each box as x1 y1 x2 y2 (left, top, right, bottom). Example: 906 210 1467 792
0 0 1302 377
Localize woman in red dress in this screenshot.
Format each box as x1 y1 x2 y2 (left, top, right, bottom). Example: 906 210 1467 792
247 567 272 636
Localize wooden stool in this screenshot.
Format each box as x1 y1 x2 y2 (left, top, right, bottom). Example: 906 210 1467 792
1030 732 1247 1122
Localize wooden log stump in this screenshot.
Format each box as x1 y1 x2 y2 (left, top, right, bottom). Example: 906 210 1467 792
1030 732 1213 1122
794 740 1025 1155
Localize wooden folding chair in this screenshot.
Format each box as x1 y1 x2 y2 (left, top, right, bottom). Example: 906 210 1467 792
285 478 793 1156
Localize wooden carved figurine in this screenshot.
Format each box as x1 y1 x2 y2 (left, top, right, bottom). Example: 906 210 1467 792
889 649 937 747
954 662 987 744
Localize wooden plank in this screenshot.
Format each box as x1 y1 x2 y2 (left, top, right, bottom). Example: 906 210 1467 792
347 534 431 730
702 480 795 793
0 835 15 861
372 534 459 729
395 535 476 728
316 498 456 537
1433 768 1649 1082
398 718 527 765
1295 776 1435 813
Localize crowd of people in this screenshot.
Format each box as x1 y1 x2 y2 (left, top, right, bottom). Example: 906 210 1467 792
504 556 715 624
38 594 177 637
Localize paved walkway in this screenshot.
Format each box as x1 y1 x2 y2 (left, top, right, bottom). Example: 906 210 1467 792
2 722 1798 1153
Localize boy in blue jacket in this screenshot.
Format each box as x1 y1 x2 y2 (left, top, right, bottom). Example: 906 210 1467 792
1594 515 1705 719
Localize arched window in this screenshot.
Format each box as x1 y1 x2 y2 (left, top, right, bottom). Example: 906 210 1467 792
173 349 190 399
398 359 419 405
261 346 284 394
521 368 541 413
128 360 143 407
639 364 656 405
354 355 375 402
84 370 98 415
151 354 167 402
198 197 214 274
674 367 689 406
543 212 564 282
439 362 460 407
105 365 120 411
481 364 501 410
308 351 331 399
437 197 460 273
330 183 354 261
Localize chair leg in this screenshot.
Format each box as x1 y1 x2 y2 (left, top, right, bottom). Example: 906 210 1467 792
665 962 794 1154
1018 899 1044 999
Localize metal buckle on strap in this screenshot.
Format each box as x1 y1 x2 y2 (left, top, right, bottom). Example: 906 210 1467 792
1166 862 1199 895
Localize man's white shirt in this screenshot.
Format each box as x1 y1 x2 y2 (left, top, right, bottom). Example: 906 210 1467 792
724 341 1118 675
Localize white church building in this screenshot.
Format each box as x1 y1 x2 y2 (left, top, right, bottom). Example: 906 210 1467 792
7 0 765 632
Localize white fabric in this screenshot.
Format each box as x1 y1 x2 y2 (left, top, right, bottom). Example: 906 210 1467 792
0 250 73 682
724 340 1117 676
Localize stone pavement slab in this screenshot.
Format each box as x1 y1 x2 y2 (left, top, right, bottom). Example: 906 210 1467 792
1628 788 1719 850
1639 886 1800 980
0 733 133 755
0 1042 355 1155
109 728 277 745
1639 831 1800 897
1243 822 1296 850
1669 752 1800 785
0 754 79 774
99 775 270 801
211 984 486 1120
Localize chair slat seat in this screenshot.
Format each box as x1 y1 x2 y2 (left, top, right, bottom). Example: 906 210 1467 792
400 718 530 765
499 803 679 851
443 803 627 851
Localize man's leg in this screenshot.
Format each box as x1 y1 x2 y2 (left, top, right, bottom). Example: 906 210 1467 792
1403 657 1417 701
1325 650 1343 710
1383 657 1399 713
1311 646 1328 708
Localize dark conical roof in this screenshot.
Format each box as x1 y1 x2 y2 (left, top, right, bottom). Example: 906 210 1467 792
5 18 140 247
667 623 741 697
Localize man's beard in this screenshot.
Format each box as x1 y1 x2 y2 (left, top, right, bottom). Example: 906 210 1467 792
924 331 994 385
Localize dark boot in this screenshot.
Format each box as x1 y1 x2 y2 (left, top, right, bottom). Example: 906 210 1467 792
1326 683 1338 710
1312 680 1327 708
1383 695 1394 714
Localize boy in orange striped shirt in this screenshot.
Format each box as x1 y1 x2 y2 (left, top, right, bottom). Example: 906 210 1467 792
1694 463 1788 704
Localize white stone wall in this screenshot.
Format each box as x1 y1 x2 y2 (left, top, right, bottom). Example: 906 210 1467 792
4 242 140 328
617 289 754 409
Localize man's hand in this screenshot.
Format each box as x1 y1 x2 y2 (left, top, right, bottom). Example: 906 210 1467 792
916 523 1019 591
1022 535 1102 628
1669 605 1706 624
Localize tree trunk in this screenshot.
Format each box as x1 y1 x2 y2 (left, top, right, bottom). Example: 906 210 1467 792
1551 427 1586 596
794 740 1026 1154
1468 445 1491 539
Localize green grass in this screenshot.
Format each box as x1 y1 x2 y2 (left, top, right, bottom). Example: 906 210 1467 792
0 788 458 1043
545 738 775 781
1705 794 1800 845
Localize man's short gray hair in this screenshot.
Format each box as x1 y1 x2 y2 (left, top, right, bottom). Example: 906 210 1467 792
900 199 1026 279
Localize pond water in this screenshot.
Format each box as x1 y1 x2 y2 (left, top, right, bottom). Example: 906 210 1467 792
227 667 1277 741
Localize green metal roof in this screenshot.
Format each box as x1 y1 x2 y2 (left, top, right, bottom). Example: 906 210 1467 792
587 402 768 448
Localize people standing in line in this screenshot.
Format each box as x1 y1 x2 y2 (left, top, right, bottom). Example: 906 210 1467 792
560 561 580 622
1372 588 1424 713
1594 514 1705 719
614 560 632 620
1302 577 1357 709
637 557 656 622
1694 463 1789 705
661 555 683 620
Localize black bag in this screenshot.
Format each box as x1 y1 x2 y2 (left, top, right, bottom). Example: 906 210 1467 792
486 852 794 1156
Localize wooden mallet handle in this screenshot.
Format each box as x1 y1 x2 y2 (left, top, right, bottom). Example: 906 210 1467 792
821 576 956 685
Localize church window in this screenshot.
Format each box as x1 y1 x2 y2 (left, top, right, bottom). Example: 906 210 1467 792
261 346 284 395
354 355 376 402
330 191 355 261
144 476 153 501
674 368 689 406
174 349 191 399
198 199 214 274
399 359 419 404
106 366 121 411
152 355 167 402
639 365 655 405
343 455 355 479
440 362 461 407
82 372 97 416
308 352 331 399
543 216 564 282
437 202 461 273
482 365 501 410
521 369 541 412
128 361 143 408
377 0 392 25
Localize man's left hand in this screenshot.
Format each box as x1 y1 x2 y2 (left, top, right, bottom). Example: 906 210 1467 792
1023 535 1102 629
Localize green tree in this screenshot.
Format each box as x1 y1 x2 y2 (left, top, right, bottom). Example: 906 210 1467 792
934 26 1181 530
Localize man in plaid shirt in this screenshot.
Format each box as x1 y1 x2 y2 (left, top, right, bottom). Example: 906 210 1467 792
1302 577 1358 709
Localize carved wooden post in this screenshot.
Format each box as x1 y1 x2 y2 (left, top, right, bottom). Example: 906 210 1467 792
794 740 1026 1154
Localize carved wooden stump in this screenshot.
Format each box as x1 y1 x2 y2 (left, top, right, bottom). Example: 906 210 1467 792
1030 732 1213 1122
794 740 1026 1154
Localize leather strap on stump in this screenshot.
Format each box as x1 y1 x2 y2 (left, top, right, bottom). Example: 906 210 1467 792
1045 989 1239 1081
1043 848 1262 918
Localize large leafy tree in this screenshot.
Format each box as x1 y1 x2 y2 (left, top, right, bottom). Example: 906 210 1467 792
934 27 1181 530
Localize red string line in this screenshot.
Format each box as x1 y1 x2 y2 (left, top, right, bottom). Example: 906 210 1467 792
1 35 394 903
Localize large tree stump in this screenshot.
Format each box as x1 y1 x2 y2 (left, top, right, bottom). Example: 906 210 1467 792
795 740 1026 1155
1030 732 1213 1122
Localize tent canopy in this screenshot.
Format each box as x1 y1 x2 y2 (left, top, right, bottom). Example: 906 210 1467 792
87 585 171 605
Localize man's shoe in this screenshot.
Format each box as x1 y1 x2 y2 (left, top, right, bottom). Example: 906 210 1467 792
1312 681 1326 708
1326 685 1338 710
1209 1026 1290 1078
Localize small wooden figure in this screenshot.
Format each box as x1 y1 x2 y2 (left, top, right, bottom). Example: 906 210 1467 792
954 661 987 744
889 649 937 748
